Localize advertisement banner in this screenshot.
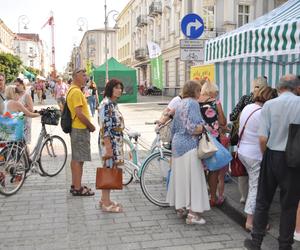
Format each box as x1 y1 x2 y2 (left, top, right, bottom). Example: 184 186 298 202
150 55 163 90
190 64 215 82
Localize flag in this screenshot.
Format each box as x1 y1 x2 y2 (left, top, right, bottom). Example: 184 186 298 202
147 41 163 89
41 16 54 29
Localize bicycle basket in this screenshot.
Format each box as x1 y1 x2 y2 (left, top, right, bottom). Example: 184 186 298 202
41 108 61 125
159 122 172 144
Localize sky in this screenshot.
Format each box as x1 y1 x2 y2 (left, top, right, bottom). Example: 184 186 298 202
0 0 130 73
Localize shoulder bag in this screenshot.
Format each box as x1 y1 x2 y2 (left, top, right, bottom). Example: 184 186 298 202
285 123 300 170
230 107 261 177
198 129 218 159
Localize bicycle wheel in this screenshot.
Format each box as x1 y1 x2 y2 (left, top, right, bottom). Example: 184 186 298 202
0 144 28 196
122 138 134 185
39 135 67 177
140 151 172 207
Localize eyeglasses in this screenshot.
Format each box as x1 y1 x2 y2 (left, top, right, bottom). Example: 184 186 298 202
75 69 86 74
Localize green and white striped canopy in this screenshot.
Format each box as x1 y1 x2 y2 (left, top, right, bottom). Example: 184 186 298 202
205 0 300 63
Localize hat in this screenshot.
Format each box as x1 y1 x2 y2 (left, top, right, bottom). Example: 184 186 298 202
72 68 86 78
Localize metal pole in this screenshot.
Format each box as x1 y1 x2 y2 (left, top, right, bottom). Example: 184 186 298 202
18 18 20 57
104 0 108 83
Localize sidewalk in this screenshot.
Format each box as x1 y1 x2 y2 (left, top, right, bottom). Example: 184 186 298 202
0 93 298 249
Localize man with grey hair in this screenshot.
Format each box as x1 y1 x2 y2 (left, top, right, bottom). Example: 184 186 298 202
0 73 6 114
244 75 300 250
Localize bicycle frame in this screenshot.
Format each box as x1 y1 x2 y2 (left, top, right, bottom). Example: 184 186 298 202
29 124 50 163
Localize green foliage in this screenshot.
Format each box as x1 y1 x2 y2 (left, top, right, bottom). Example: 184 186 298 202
24 66 40 76
0 52 22 83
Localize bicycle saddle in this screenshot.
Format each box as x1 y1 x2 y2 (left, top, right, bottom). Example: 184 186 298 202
127 131 141 138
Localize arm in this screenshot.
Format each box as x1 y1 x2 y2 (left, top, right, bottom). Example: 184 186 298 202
74 106 95 132
186 100 204 135
15 102 39 118
259 136 268 153
216 100 227 127
158 107 174 125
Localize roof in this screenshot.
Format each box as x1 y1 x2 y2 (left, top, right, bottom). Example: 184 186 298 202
205 0 300 63
15 33 40 42
94 57 135 72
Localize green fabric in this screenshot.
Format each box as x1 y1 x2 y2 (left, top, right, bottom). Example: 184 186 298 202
150 55 163 90
93 57 137 103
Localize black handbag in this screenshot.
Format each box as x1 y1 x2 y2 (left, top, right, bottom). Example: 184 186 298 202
285 124 300 169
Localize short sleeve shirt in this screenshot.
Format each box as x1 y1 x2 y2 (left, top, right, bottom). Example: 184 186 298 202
67 85 90 129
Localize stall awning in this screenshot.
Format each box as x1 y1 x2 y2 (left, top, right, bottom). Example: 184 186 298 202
205 0 300 64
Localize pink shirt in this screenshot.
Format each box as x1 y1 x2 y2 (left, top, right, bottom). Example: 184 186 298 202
54 83 68 99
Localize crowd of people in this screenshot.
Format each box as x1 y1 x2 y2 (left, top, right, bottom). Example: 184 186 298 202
1 69 300 249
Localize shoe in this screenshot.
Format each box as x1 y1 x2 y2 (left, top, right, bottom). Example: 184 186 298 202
176 208 188 218
244 238 261 250
186 213 206 225
216 196 225 206
294 231 300 242
101 203 123 213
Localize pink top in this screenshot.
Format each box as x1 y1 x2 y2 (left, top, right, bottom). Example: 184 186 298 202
54 83 68 99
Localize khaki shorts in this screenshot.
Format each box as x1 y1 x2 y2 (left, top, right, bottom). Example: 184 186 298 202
70 128 91 161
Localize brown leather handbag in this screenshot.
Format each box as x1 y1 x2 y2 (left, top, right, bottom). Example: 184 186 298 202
95 159 123 190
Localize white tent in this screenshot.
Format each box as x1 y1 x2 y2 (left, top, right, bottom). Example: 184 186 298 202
204 0 300 116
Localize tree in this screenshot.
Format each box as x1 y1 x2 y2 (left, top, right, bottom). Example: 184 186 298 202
0 52 22 83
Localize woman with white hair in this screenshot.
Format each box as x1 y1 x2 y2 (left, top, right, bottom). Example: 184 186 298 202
198 81 227 207
4 85 39 119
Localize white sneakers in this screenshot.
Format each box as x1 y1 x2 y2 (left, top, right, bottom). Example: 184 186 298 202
294 231 300 242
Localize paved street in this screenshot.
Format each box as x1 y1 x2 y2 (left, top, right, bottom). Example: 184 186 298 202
0 93 298 250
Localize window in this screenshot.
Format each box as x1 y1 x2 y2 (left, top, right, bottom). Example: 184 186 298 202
165 60 169 87
30 60 34 67
238 4 250 27
203 6 215 30
175 58 180 86
29 47 33 53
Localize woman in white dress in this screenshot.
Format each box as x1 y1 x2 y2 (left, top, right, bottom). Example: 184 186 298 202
15 78 34 144
166 80 210 225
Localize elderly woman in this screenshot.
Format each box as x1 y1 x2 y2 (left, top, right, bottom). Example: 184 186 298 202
238 86 278 231
230 76 268 204
166 80 210 225
198 81 227 207
98 79 124 213
15 78 34 144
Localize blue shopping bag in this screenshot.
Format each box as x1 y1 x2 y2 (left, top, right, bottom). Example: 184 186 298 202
0 114 24 141
203 136 232 171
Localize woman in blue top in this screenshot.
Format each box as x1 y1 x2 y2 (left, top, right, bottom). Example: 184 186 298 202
166 80 210 225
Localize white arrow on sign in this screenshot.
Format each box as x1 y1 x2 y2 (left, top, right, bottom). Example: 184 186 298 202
186 19 202 36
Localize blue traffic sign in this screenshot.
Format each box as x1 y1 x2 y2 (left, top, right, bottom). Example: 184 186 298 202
181 13 204 39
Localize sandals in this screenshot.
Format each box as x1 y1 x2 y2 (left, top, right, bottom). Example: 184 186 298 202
70 185 93 195
72 186 95 196
186 213 206 225
99 200 122 208
101 203 123 213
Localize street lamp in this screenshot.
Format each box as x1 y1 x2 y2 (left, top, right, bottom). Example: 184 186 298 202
104 0 119 82
77 17 89 69
17 15 29 56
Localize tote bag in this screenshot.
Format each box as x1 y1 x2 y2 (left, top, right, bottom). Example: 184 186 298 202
95 159 123 190
203 136 232 171
198 131 218 159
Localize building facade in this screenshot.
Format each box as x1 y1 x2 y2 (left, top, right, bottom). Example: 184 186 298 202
0 19 15 54
116 0 287 96
14 33 45 74
78 29 117 70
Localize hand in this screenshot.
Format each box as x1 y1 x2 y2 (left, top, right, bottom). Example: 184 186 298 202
104 146 113 159
88 124 96 132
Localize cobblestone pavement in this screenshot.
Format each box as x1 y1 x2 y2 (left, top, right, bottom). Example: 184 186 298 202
0 93 297 250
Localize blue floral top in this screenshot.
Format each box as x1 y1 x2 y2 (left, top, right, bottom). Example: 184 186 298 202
98 97 124 165
171 98 204 158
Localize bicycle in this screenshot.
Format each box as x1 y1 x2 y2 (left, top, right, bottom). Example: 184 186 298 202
122 120 172 207
0 107 67 196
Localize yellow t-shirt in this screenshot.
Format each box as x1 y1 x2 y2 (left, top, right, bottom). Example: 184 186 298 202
67 85 90 129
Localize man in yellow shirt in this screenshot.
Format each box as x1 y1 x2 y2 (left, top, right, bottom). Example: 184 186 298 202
68 69 95 196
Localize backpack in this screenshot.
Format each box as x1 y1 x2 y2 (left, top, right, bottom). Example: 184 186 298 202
60 88 75 133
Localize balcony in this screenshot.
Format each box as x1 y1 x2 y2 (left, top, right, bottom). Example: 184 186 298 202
135 48 147 60
149 1 162 17
136 15 148 27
